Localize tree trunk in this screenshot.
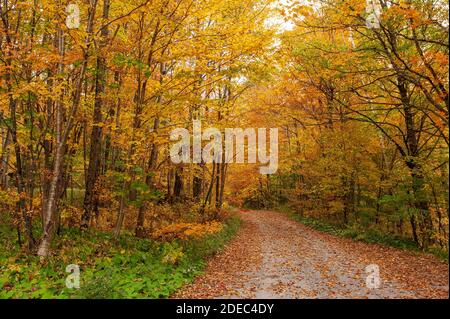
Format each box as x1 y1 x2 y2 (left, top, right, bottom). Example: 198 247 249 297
135 117 159 237
81 0 109 229
4 37 34 250
398 77 432 248
173 167 183 200
38 0 96 256
0 115 10 189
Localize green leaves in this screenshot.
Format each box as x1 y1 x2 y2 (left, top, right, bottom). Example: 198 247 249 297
0 214 241 299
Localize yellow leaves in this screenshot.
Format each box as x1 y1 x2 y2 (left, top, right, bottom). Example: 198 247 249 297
12 82 51 99
329 201 345 215
0 190 19 207
152 221 223 241
290 4 313 19
162 245 184 265
7 264 22 273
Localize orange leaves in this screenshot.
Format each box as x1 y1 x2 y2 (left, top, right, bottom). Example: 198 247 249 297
152 221 223 241
434 51 449 67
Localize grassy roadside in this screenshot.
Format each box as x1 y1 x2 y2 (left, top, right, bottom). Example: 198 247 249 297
276 205 448 262
0 213 241 299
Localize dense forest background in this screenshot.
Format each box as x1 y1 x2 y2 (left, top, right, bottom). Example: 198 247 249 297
0 0 448 294
240 0 449 254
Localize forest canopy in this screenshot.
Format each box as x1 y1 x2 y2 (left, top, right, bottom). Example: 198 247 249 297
0 0 448 298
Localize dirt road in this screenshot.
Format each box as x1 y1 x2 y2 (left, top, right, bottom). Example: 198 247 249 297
174 210 449 299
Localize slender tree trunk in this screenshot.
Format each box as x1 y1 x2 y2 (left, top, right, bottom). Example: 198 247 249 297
41 74 54 226
4 46 34 250
82 0 109 229
398 78 433 248
38 0 96 256
193 171 202 202
173 167 183 200
10 99 35 250
201 161 216 217
0 114 10 189
135 117 159 237
218 162 227 209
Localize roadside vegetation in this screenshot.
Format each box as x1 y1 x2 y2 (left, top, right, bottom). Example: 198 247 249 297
0 213 241 298
276 204 448 262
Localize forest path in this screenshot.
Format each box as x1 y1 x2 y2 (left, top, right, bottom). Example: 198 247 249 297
174 210 448 299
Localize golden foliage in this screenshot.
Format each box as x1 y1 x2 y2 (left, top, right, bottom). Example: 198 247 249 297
152 221 223 241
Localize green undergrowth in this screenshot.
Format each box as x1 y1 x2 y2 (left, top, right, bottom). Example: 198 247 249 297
277 205 448 262
0 214 241 299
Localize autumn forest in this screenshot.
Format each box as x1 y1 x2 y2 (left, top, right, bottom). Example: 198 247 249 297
0 0 448 299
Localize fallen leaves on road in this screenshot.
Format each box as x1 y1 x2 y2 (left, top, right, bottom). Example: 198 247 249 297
174 210 449 299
